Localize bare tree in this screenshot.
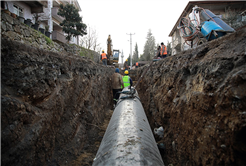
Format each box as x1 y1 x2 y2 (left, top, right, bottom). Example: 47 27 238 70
223 7 245 29
80 25 100 51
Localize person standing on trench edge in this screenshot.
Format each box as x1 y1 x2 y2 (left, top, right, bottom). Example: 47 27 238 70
101 50 107 66
160 42 167 58
111 68 124 107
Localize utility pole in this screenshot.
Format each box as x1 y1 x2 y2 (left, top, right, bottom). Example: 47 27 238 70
121 50 124 65
126 33 135 69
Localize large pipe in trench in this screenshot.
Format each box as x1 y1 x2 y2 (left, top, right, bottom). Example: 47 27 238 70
92 87 164 166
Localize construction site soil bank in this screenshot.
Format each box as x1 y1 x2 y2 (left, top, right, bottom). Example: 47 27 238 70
1 10 246 166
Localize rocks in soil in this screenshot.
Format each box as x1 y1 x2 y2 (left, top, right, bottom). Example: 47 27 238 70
1 38 114 166
136 27 246 166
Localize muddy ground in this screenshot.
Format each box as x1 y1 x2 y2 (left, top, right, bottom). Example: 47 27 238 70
136 27 246 165
71 110 113 166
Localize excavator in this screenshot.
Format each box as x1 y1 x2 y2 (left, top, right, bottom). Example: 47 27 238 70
107 35 119 67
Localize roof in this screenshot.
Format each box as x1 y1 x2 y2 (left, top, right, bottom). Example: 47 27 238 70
168 0 246 37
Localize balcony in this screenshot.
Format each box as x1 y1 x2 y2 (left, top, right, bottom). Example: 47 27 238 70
52 7 64 23
24 1 47 13
52 31 66 43
53 0 70 7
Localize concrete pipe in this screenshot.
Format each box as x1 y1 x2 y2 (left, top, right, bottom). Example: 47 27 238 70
92 87 164 166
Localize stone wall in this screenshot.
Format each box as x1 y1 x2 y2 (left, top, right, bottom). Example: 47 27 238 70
1 38 114 166
1 12 100 63
136 28 246 165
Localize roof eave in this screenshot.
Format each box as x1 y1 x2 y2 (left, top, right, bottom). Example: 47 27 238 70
168 0 246 37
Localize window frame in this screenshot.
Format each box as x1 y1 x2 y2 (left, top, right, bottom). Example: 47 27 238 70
13 4 23 17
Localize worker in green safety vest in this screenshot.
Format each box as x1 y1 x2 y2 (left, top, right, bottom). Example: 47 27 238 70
122 70 133 88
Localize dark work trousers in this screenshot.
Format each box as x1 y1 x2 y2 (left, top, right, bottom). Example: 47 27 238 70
113 89 122 105
161 54 167 58
102 59 107 66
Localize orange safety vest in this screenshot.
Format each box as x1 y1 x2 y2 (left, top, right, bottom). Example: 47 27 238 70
161 45 167 55
136 62 138 66
101 53 107 59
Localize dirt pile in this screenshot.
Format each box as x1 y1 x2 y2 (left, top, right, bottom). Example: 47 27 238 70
136 28 246 165
1 38 114 166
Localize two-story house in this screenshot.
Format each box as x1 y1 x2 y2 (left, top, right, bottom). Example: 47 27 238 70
169 1 246 55
1 1 46 20
43 0 82 45
2 0 82 45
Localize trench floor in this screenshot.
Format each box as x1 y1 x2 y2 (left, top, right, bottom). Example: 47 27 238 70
71 109 113 166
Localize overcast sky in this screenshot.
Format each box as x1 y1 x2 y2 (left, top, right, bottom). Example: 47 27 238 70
78 0 191 63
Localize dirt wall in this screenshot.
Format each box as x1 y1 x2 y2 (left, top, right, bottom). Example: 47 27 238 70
1 38 114 166
136 28 246 166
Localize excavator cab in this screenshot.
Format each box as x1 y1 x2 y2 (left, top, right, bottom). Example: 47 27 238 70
113 50 119 62
112 50 119 68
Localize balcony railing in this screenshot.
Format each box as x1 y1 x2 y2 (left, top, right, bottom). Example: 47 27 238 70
53 0 70 7
52 7 64 23
52 31 66 43
24 1 46 13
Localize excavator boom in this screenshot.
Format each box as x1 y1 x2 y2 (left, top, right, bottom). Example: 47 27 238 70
107 35 119 66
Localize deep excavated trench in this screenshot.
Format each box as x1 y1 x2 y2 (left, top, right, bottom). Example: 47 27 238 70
1 26 246 166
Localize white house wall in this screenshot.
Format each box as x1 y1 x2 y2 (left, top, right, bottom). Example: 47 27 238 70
7 0 81 45
47 0 53 33
6 1 33 21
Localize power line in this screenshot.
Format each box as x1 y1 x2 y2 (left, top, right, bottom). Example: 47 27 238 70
126 33 135 69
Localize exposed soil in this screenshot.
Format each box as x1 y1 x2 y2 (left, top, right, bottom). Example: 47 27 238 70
1 38 114 166
136 27 246 165
1 24 246 166
71 110 113 166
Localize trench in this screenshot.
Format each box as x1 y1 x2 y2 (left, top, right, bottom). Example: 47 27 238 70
1 26 246 165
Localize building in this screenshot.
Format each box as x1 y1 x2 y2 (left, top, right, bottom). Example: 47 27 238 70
169 1 246 55
1 1 46 20
1 0 82 45
46 0 82 45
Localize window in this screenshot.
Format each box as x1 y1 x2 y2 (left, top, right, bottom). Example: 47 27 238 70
13 4 23 17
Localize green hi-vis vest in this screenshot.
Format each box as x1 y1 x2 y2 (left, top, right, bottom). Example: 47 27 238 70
122 75 131 88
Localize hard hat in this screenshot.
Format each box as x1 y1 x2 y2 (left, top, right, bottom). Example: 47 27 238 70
124 70 129 74
126 59 128 61
102 50 104 52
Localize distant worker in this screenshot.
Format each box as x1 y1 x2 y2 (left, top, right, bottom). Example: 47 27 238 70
136 62 139 68
122 70 133 88
124 59 129 71
157 46 161 58
111 68 124 106
160 42 167 58
101 50 107 66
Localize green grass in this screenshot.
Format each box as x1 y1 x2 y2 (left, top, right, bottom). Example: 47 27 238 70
45 36 53 46
79 51 85 57
79 49 94 59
